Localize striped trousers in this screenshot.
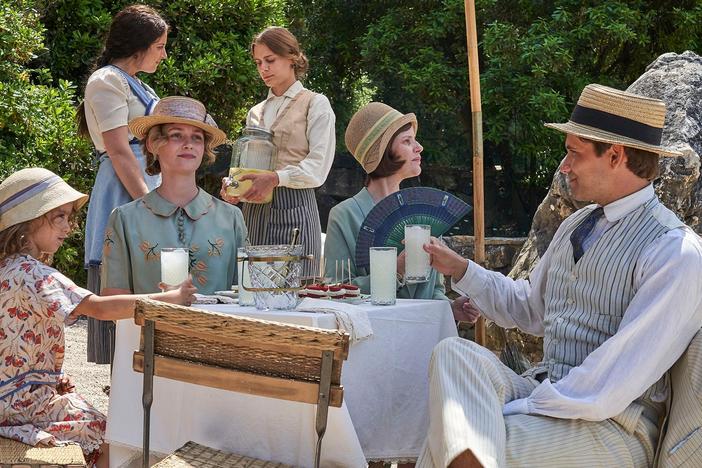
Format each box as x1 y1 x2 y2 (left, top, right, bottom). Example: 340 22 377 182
418 338 657 468
242 187 321 278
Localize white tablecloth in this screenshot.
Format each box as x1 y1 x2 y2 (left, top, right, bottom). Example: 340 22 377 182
106 299 456 467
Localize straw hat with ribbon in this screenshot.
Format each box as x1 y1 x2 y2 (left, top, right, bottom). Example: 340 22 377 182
129 96 227 148
545 84 681 156
345 102 418 173
0 168 88 232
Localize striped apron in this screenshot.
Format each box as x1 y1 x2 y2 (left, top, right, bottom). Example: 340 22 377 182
242 187 321 278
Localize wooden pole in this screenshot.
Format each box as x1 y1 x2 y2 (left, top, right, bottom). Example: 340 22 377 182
463 0 487 346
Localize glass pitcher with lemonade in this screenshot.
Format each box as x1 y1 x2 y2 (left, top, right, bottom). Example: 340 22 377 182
227 126 277 204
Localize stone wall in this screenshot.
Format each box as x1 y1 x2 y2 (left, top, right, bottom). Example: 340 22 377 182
443 236 526 275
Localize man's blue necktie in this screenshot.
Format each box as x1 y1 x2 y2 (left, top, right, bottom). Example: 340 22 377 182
570 207 604 263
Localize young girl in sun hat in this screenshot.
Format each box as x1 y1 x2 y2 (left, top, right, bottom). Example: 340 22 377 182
0 168 196 466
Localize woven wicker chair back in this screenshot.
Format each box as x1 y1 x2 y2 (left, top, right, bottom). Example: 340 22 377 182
132 299 351 468
133 299 349 403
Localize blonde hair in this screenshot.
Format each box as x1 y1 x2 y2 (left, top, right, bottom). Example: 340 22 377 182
251 26 308 79
143 124 216 176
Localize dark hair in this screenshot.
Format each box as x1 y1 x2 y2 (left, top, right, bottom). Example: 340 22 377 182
251 26 309 79
587 138 660 181
366 123 413 183
77 5 169 138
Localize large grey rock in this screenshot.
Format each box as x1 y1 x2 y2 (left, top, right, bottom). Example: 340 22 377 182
510 51 702 280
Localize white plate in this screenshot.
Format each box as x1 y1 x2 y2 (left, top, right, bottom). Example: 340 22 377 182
214 290 239 299
300 294 369 305
335 294 370 304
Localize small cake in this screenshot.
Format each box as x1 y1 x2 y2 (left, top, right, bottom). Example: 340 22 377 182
306 284 329 299
341 283 360 299
327 284 346 299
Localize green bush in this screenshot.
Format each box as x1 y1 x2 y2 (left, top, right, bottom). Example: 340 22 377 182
37 0 286 136
0 1 93 284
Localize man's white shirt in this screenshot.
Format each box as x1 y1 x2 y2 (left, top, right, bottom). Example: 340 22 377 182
453 184 702 420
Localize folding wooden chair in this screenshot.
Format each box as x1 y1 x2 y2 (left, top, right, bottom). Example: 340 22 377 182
131 299 350 468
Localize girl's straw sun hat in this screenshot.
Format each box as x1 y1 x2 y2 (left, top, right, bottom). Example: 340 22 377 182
129 96 227 148
545 84 681 156
0 168 88 231
345 102 418 173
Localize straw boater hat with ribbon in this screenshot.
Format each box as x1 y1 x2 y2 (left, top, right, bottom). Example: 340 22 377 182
0 168 88 232
545 83 681 156
345 102 418 173
129 96 227 148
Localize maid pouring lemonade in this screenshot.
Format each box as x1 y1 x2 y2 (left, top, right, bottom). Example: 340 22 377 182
221 26 336 278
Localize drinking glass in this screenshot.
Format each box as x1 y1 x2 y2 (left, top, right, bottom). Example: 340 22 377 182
404 224 431 283
237 247 255 306
160 248 189 288
370 247 397 306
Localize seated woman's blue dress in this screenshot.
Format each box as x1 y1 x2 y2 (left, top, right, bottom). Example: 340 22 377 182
324 187 446 299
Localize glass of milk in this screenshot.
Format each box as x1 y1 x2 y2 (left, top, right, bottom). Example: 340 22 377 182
404 224 431 283
160 248 189 289
370 247 397 305
237 247 255 306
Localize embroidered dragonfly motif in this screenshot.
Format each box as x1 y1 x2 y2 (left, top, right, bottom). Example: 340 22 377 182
139 241 160 262
207 238 224 257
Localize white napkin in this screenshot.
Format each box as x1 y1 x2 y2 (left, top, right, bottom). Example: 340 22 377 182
193 293 238 304
296 298 373 343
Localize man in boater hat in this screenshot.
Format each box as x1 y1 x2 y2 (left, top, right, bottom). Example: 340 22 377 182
417 84 702 467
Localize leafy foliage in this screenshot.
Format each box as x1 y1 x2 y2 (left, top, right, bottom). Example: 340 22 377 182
0 1 93 283
2 0 287 284
290 0 702 207
36 0 286 135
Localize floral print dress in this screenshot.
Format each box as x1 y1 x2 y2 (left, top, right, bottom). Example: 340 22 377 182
0 254 105 462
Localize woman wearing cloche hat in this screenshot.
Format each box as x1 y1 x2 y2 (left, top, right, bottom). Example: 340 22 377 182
101 96 247 300
323 103 448 302
0 168 195 465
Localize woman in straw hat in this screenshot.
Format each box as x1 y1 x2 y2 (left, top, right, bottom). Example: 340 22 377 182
77 4 169 364
221 26 335 277
101 96 246 298
0 168 195 467
327 102 479 467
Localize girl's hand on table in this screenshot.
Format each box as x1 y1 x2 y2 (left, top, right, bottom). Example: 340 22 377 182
157 276 197 306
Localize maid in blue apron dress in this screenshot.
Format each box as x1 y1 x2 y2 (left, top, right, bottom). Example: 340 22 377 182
77 4 169 363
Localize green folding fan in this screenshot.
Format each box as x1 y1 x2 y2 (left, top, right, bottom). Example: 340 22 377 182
355 187 472 270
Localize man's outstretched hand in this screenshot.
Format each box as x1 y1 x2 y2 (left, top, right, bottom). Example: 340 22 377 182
423 237 469 279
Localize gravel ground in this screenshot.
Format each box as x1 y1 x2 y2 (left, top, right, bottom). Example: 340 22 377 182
63 318 111 415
